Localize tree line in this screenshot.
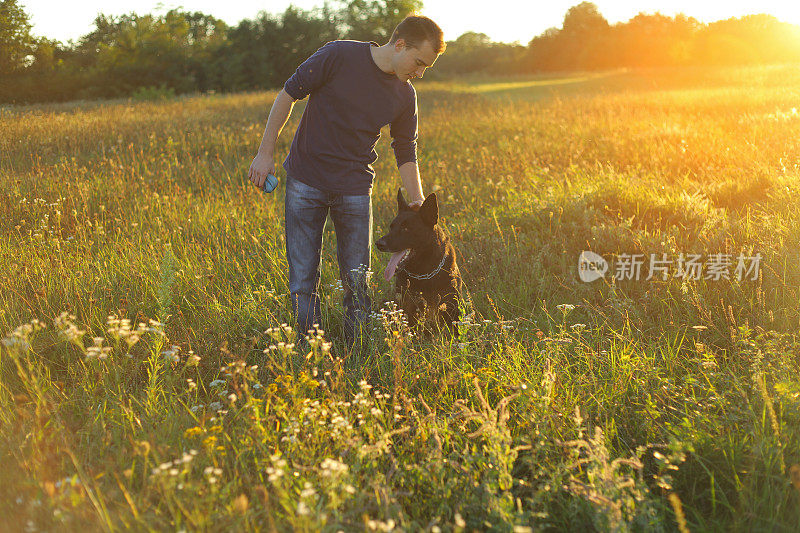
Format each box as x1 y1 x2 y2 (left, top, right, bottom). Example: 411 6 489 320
2 0 799 104
435 3 800 75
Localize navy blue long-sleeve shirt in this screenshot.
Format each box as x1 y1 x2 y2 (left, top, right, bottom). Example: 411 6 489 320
282 40 418 195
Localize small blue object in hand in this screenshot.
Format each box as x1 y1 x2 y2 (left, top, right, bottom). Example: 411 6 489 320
262 173 279 194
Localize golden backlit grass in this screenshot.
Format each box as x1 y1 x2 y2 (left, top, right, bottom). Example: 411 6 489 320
1 64 800 530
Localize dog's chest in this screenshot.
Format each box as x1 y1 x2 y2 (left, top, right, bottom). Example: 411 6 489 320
395 273 458 320
397 285 449 324
395 273 454 296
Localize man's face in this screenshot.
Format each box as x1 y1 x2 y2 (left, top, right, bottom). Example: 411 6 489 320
391 38 440 82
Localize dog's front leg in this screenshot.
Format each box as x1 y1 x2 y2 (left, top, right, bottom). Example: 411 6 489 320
437 293 461 339
401 300 420 330
395 287 420 330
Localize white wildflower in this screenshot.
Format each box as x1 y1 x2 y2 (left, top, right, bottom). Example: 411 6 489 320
320 457 349 477
367 518 396 532
186 350 201 365
85 337 112 360
300 482 316 499
161 345 180 363
54 312 85 344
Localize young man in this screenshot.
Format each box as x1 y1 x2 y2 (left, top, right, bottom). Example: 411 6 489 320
248 15 444 350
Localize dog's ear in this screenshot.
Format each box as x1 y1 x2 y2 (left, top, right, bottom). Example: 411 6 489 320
418 193 438 226
397 188 410 211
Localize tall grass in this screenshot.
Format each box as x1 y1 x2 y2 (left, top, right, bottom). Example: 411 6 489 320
1 65 800 530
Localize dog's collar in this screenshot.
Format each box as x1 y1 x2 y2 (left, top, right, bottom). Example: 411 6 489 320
399 250 449 280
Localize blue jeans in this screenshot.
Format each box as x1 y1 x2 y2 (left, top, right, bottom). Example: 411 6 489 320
284 176 372 348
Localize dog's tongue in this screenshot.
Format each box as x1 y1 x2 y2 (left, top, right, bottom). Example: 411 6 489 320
385 249 410 281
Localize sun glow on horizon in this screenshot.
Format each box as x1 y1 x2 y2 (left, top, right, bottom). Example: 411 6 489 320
421 1 800 45
22 0 800 46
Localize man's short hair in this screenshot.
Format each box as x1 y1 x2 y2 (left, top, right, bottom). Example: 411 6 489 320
389 16 446 54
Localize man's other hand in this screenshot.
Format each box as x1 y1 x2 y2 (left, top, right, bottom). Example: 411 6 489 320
248 153 276 188
408 200 422 211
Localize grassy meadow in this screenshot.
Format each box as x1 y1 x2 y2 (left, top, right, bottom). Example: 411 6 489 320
2 64 800 531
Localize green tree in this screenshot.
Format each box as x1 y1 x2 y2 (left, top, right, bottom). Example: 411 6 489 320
437 32 526 75
0 0 36 74
336 0 423 42
66 9 228 97
217 5 339 92
560 2 610 69
562 1 608 37
525 2 612 72
695 14 800 65
525 27 563 71
611 13 699 68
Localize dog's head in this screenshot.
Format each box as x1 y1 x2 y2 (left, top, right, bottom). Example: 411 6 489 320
376 189 439 280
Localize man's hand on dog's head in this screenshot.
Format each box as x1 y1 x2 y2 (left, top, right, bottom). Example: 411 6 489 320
408 200 423 211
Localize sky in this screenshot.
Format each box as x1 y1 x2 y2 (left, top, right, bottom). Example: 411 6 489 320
22 0 800 45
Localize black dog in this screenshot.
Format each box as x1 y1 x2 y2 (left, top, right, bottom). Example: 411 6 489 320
376 189 464 336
